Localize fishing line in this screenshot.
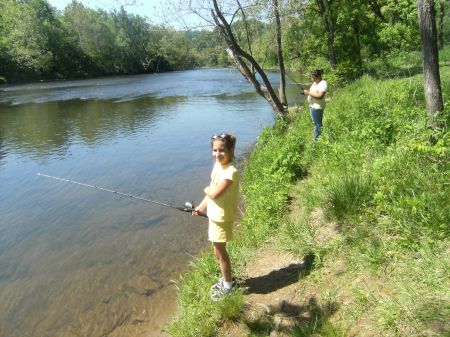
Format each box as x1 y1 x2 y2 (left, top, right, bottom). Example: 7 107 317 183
37 173 207 217
285 71 306 93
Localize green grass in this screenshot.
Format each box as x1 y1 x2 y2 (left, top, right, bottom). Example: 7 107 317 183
276 52 449 335
323 173 374 220
168 48 450 336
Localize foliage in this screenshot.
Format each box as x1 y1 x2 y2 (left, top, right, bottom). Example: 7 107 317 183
443 0 450 46
0 0 228 81
1 0 65 79
283 0 422 78
1 0 449 84
240 121 306 232
324 173 373 220
300 71 449 240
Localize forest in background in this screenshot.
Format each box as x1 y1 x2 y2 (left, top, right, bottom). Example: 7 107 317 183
0 0 448 84
0 0 229 82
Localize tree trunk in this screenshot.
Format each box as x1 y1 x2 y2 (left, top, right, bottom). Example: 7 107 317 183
211 0 286 117
352 16 362 70
273 0 287 107
416 0 444 128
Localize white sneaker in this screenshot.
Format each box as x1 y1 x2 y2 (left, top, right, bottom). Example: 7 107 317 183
210 278 237 301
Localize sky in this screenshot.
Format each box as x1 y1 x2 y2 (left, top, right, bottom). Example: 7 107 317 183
47 0 205 28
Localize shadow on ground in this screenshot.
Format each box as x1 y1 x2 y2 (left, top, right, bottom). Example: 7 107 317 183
243 253 315 295
244 296 341 337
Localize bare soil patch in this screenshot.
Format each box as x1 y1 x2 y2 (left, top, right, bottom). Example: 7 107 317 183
217 207 346 337
218 247 318 337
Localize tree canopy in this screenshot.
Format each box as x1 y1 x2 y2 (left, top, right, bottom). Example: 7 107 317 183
0 0 229 82
0 0 448 83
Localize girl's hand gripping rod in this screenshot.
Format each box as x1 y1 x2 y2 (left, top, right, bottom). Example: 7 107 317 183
37 173 207 218
184 201 207 218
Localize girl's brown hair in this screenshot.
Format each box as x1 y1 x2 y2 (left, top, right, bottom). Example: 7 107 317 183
210 133 236 151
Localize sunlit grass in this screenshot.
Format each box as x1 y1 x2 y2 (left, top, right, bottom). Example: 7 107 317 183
276 57 449 335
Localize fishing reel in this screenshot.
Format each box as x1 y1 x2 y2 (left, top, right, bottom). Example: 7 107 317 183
184 201 207 217
184 201 195 212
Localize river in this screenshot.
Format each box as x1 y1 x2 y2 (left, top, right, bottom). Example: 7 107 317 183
0 68 305 337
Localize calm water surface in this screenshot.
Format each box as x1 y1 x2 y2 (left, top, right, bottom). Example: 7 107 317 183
0 69 304 337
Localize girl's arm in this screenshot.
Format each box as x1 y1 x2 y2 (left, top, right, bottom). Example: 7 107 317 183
192 196 207 216
204 179 233 200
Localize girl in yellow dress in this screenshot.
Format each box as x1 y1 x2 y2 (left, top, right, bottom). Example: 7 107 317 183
192 133 239 301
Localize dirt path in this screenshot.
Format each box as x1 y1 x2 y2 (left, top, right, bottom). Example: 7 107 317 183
217 247 317 337
217 208 344 337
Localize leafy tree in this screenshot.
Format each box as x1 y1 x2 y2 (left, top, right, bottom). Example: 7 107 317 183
170 0 289 116
376 0 420 53
0 0 12 81
186 29 229 66
0 0 231 81
283 0 422 80
316 0 337 68
158 31 197 70
0 0 439 86
0 0 95 79
2 0 55 76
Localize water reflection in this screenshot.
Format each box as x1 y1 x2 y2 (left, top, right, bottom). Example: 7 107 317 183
0 136 6 163
0 95 186 160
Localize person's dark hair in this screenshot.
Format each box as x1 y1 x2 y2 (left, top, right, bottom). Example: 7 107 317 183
311 69 323 76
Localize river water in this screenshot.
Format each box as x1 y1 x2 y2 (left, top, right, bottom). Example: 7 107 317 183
0 69 304 337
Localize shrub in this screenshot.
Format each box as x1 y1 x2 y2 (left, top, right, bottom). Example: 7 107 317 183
324 173 373 220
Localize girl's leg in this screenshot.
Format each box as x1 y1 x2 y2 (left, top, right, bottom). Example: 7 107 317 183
213 242 232 282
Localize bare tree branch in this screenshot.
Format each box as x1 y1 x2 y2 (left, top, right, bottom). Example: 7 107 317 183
212 0 286 116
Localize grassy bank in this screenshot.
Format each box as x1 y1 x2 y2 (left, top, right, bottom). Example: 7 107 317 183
168 60 449 336
276 70 449 336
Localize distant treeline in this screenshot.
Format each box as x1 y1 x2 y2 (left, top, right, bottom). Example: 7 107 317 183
0 0 229 82
0 0 449 83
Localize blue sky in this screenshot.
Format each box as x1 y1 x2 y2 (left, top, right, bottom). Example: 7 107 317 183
47 0 204 28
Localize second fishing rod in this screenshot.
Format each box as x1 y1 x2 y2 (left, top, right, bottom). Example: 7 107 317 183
285 71 306 94
37 173 207 217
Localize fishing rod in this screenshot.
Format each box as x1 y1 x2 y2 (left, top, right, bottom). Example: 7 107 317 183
285 71 306 94
37 173 207 217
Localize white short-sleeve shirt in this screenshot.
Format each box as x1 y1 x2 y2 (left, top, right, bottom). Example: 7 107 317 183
307 80 328 110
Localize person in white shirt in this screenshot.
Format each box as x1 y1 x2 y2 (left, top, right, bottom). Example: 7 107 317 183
303 69 328 142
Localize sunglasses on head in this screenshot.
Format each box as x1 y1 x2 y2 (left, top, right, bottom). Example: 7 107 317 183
211 133 231 140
